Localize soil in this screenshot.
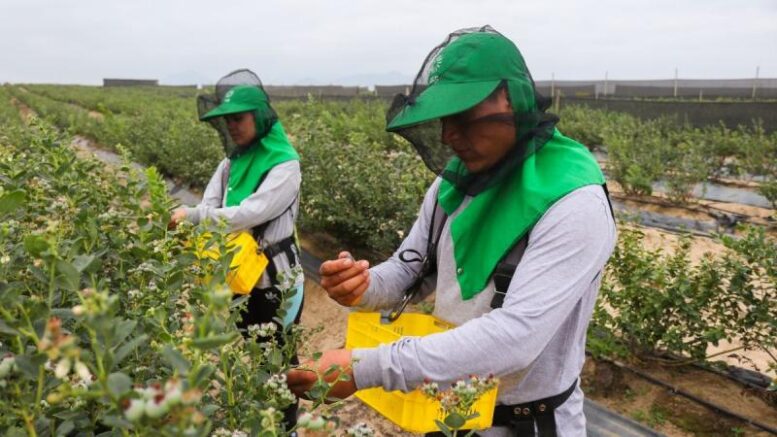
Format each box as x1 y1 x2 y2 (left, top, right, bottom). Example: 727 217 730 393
582 359 776 437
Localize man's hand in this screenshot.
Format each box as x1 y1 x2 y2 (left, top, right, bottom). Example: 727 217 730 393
287 349 357 401
168 208 187 230
319 251 370 306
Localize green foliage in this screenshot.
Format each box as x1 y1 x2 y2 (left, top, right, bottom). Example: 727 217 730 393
589 226 776 367
0 115 311 435
279 98 433 254
558 104 777 202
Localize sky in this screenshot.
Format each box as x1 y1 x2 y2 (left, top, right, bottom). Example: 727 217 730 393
2 0 776 86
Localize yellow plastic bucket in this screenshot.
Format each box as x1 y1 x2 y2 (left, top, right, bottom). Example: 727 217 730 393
195 231 268 294
345 312 498 434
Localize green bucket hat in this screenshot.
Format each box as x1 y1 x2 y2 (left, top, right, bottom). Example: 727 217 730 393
199 84 269 121
385 26 555 195
387 30 534 131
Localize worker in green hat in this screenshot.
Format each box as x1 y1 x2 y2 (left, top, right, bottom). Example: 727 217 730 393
170 69 304 432
287 27 616 436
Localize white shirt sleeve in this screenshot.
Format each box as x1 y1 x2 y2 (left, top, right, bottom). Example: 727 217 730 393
185 160 301 233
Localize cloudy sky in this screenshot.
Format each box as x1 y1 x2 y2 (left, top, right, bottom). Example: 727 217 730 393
2 0 775 86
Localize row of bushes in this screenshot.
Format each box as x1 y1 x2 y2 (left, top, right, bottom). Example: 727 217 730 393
10 87 432 254
590 226 776 375
0 102 351 435
558 105 777 206
6 86 775 374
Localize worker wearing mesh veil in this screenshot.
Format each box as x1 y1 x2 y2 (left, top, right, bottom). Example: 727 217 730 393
170 70 304 431
288 27 616 437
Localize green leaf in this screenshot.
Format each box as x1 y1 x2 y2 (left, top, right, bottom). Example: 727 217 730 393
113 319 137 346
113 334 149 366
443 412 467 430
201 404 220 416
190 364 216 386
5 427 27 437
161 346 191 373
0 190 25 215
191 332 238 350
72 254 97 273
107 372 132 397
100 414 132 429
23 235 49 257
0 319 19 335
14 353 47 379
54 260 80 290
55 420 75 436
433 420 453 437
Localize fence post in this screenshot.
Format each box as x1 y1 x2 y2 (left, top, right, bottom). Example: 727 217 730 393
752 66 760 100
551 72 555 100
674 68 678 98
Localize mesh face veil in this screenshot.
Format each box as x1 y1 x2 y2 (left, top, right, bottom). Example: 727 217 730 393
386 25 558 195
197 69 278 157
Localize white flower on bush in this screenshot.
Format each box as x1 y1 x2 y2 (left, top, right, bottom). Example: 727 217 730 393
163 377 183 407
297 412 327 430
421 374 498 417
123 398 145 422
265 373 296 407
122 379 194 422
346 422 375 437
144 393 168 419
0 355 16 379
248 322 277 338
74 360 92 381
211 429 248 437
54 357 72 379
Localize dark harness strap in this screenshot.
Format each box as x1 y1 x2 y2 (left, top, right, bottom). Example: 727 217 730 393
490 233 529 309
491 379 578 437
389 196 448 321
490 182 614 310
424 379 577 437
221 159 300 288
261 235 299 287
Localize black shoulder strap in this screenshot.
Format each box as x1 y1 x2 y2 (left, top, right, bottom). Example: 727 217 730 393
490 233 530 309
388 189 448 321
490 183 615 309
428 199 448 271
602 182 616 221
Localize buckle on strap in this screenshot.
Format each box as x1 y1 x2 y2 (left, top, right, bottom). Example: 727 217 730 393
492 379 578 437
262 236 296 259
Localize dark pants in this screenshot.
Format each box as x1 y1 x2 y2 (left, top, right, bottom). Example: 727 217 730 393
235 285 304 432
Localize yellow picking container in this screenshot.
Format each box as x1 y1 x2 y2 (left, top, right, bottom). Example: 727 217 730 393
345 312 498 434
195 231 268 295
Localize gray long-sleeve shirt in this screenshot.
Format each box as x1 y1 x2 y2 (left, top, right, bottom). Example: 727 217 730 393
352 181 616 437
184 159 304 290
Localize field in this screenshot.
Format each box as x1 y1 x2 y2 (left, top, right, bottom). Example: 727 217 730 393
0 84 775 436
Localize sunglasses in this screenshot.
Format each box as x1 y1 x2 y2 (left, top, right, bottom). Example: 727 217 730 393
444 111 515 130
224 112 251 123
